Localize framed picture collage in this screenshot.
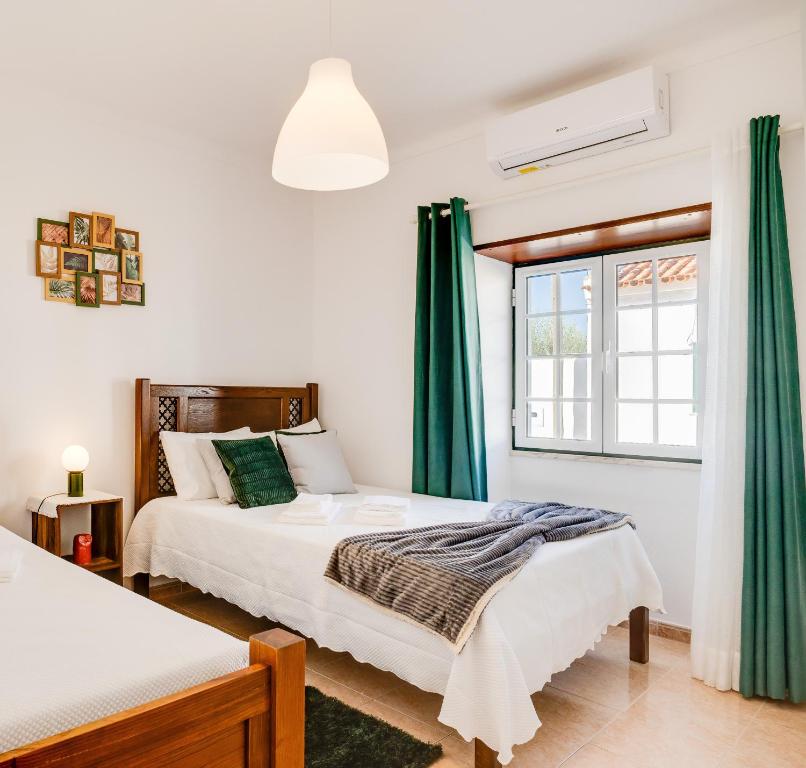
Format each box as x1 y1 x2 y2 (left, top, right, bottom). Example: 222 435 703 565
35 212 145 308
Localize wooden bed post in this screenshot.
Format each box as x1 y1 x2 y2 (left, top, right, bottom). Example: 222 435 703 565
249 629 306 768
474 739 501 768
629 606 650 663
132 572 149 598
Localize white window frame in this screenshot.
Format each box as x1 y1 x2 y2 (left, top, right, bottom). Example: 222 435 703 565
602 241 709 460
513 241 708 461
514 256 603 453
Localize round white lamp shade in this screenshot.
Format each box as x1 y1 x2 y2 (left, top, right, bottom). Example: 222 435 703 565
61 445 90 472
272 58 389 191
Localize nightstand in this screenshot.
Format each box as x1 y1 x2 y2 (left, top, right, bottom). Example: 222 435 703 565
27 491 123 585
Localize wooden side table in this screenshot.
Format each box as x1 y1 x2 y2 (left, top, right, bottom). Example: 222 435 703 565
28 491 123 585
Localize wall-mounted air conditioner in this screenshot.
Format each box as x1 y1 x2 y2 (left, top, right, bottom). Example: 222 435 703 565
486 67 670 179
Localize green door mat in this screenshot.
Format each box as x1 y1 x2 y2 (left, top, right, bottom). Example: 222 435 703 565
306 686 442 768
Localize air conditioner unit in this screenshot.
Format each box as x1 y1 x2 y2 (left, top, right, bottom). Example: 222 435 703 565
486 67 669 179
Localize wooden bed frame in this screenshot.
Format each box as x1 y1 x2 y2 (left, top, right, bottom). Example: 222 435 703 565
0 628 305 768
130 378 649 768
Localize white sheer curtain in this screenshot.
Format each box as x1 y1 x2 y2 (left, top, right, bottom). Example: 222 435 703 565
690 127 749 691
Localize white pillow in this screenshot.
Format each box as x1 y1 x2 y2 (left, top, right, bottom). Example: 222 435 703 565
267 418 322 447
199 419 322 504
276 430 356 494
160 427 251 500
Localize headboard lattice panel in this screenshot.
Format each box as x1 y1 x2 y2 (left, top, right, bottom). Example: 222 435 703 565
157 397 178 494
135 379 319 514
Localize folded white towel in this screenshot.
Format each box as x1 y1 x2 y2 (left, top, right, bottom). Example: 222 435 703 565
279 501 342 525
0 550 22 583
363 495 411 509
291 493 334 506
354 509 407 527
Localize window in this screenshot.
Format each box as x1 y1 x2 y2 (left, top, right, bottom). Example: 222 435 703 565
513 241 708 460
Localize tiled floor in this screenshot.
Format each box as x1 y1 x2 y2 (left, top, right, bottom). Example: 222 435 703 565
158 590 805 767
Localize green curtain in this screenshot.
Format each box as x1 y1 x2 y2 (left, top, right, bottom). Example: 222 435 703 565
412 198 487 501
741 115 806 703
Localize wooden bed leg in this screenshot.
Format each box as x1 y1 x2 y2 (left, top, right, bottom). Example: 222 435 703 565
474 738 502 768
132 572 150 598
629 606 649 664
249 629 306 768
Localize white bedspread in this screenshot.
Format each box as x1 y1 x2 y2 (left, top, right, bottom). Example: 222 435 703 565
124 486 663 764
0 526 247 754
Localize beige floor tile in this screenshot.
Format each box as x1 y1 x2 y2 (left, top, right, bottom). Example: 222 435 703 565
317 653 403 698
304 639 348 673
305 668 374 712
510 688 620 766
561 744 645 767
592 701 729 768
754 697 806 734
724 715 806 768
638 666 762 745
375 680 454 736
438 735 474 767
547 659 654 710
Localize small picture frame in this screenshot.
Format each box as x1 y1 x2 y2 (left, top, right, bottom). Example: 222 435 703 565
69 212 92 247
121 282 145 306
44 276 76 304
122 250 143 284
115 228 139 251
59 246 92 276
91 212 116 249
92 248 120 273
37 218 69 245
99 270 122 305
35 240 60 277
75 271 100 308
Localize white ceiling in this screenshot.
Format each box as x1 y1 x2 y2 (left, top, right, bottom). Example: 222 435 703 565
1 1 799 160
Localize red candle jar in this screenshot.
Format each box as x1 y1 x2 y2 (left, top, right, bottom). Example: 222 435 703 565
73 533 93 565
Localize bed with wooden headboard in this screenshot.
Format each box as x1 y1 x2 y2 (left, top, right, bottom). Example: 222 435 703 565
134 378 318 512
127 377 655 768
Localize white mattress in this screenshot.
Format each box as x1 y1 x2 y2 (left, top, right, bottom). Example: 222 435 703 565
124 486 663 765
0 526 248 754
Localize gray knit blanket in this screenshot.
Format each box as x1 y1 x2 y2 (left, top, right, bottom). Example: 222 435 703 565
324 500 634 651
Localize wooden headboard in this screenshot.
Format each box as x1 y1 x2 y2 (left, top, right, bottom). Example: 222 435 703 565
134 378 318 514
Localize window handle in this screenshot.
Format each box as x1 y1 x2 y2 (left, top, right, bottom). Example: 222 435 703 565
604 342 613 374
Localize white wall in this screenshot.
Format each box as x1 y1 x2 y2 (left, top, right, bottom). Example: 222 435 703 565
0 81 314 538
312 30 805 628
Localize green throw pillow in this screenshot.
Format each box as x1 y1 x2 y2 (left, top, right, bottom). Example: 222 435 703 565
212 436 297 508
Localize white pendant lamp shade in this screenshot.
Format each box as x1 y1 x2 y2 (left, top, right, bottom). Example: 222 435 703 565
272 58 389 191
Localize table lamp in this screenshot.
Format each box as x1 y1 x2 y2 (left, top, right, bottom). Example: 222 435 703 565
62 445 89 497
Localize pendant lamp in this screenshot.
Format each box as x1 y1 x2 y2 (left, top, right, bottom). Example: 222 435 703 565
272 57 389 191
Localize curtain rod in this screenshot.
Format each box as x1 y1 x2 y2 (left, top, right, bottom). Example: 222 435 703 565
411 122 803 224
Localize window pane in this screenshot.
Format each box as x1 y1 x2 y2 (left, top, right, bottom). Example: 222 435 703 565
617 402 654 444
658 255 697 303
658 355 694 399
527 274 556 314
562 401 592 440
527 401 555 438
561 357 591 398
561 312 591 353
528 317 555 355
617 260 652 306
658 403 697 446
528 359 555 398
559 269 591 312
618 356 653 399
617 307 652 352
658 304 697 350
